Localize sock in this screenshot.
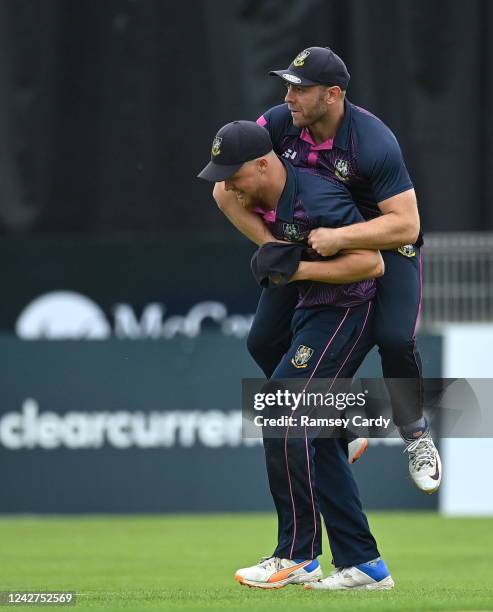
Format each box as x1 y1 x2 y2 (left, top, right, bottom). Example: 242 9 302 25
399 417 427 440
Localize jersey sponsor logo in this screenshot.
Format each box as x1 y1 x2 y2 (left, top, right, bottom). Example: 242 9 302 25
293 49 310 67
291 344 314 369
282 148 297 160
282 222 303 241
282 73 301 84
397 244 416 258
335 158 350 181
211 136 222 157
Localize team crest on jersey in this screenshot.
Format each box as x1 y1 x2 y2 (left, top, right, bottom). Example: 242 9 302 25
398 244 416 258
335 159 350 181
291 345 314 369
211 136 222 157
283 223 302 241
293 49 310 67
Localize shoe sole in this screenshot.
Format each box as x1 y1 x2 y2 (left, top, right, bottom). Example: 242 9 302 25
348 438 368 464
235 572 322 589
304 575 395 591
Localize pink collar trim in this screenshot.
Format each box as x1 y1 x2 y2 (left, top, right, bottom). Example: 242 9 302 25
300 128 334 150
252 205 276 223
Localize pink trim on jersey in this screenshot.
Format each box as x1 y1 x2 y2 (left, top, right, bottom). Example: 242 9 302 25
307 151 318 167
304 426 317 560
251 205 276 223
302 308 351 391
330 301 372 386
300 128 334 150
256 115 267 127
284 432 298 559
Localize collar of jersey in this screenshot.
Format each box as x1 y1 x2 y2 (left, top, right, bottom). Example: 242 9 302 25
295 99 352 151
333 98 352 151
300 128 334 150
275 156 298 222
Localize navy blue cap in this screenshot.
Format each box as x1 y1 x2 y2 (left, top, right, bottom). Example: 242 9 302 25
269 47 350 88
198 120 273 182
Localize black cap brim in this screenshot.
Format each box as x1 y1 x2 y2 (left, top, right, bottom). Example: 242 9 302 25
197 161 243 182
269 69 319 86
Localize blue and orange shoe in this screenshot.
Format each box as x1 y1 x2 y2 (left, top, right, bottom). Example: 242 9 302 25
235 556 322 589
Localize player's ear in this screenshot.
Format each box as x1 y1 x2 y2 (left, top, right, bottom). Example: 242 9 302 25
256 157 268 173
326 85 343 105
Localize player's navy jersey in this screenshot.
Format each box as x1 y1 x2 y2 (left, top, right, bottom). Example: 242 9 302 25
257 100 420 243
254 157 375 309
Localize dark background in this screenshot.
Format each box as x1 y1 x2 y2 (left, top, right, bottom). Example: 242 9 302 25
0 1 483 514
1 0 492 237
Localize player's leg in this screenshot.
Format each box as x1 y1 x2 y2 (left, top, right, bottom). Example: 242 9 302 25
264 304 379 566
236 304 377 589
248 285 367 464
246 285 298 377
375 248 441 493
297 304 394 591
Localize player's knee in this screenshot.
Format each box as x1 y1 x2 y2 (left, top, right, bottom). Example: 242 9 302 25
263 437 285 472
246 325 284 373
246 325 265 361
285 437 307 456
264 435 305 457
376 329 415 357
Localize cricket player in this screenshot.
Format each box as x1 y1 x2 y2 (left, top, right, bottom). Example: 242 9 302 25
214 47 441 494
198 120 394 591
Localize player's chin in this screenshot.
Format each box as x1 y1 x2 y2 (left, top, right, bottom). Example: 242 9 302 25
236 192 254 208
290 112 307 128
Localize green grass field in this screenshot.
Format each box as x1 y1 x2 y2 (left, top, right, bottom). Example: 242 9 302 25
0 513 492 611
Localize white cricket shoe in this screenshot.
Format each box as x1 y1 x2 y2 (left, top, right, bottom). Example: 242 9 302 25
304 558 394 591
404 430 441 494
348 437 368 464
234 556 322 589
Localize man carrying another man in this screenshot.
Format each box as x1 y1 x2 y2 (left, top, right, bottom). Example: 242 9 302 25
213 47 441 495
198 119 393 591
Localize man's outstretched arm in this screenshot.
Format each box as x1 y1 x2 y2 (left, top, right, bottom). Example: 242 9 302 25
212 182 276 246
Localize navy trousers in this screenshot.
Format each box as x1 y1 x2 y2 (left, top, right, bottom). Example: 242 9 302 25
248 249 423 426
264 303 379 565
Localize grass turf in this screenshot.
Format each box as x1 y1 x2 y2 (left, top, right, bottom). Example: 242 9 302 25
0 513 492 611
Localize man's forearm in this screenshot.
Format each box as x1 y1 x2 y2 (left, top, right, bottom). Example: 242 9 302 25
290 250 384 284
213 183 274 246
308 190 421 256
333 213 419 251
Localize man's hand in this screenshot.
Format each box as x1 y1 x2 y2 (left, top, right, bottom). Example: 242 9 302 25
308 227 344 257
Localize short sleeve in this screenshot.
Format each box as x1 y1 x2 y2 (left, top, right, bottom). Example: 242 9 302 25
362 129 414 203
